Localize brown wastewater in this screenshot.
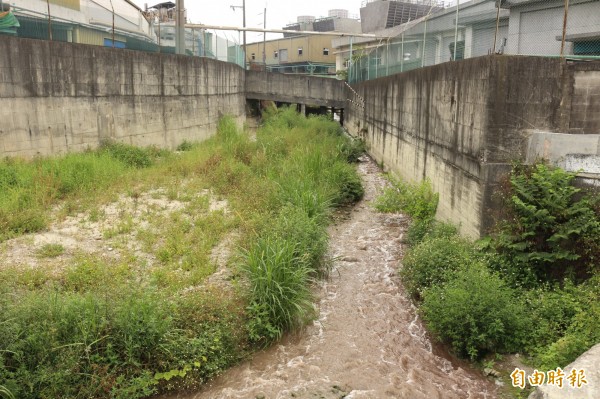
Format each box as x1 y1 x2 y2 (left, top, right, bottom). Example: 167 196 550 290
165 156 498 399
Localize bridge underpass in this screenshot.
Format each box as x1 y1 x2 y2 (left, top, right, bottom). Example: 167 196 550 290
245 70 348 123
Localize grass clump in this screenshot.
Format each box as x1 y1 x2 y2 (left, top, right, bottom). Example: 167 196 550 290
35 243 65 258
374 177 438 221
241 237 314 344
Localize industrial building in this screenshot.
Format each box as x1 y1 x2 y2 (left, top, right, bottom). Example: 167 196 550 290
246 9 360 76
333 0 600 81
360 0 443 33
283 10 361 38
9 0 157 50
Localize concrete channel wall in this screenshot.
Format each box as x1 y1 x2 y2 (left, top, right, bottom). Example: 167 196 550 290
0 37 246 157
345 55 600 237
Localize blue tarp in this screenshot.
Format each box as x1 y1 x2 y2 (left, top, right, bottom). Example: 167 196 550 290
0 11 20 36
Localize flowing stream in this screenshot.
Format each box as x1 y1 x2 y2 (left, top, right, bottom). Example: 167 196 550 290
166 156 497 399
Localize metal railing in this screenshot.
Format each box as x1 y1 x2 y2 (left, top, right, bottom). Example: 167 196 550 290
1 2 245 68
347 0 600 84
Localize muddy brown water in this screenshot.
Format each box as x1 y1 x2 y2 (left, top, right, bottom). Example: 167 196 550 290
163 156 497 399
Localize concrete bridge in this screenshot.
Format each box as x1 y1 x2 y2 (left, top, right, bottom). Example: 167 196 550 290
245 70 346 110
1 36 600 237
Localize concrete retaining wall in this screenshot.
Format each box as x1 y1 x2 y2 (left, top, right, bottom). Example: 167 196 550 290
0 37 246 157
345 56 600 237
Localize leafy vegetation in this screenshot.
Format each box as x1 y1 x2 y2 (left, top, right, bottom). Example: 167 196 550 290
374 177 438 221
0 108 362 398
376 161 600 368
492 163 600 283
421 263 528 359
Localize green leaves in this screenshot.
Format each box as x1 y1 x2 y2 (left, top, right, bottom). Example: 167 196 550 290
494 162 600 284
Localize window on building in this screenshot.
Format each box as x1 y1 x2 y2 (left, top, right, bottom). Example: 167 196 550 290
448 41 465 61
103 38 126 49
274 50 278 58
251 53 256 60
573 40 600 56
298 47 303 56
323 48 329 56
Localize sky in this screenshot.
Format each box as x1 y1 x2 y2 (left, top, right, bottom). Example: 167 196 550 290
133 0 365 43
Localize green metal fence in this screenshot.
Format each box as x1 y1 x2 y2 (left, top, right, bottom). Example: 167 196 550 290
1 3 245 68
346 0 600 84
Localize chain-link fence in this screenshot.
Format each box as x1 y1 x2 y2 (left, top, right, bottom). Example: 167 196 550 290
346 0 600 84
0 1 244 67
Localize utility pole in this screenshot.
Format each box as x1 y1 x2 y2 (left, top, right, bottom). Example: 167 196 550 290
263 7 266 64
243 0 247 69
231 2 247 68
176 0 185 55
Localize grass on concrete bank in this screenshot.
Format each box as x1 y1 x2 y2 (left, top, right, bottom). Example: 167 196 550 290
0 108 364 399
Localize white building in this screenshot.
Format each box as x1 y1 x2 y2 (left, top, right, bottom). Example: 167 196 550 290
11 0 156 48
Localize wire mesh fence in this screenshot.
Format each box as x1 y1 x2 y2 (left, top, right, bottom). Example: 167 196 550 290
0 1 245 67
346 0 600 84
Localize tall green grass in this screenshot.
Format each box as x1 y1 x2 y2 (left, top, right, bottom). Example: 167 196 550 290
0 108 363 398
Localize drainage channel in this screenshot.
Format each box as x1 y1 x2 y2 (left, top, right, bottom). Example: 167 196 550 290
163 155 497 399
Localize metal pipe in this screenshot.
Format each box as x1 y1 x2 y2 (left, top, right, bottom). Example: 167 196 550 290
46 0 52 41
401 31 404 72
176 0 185 55
242 0 246 69
109 0 115 47
422 18 427 68
349 36 353 83
560 0 569 57
263 7 266 64
453 0 459 60
185 24 384 38
493 0 501 54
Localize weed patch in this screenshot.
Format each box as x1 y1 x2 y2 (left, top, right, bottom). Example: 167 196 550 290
0 109 361 397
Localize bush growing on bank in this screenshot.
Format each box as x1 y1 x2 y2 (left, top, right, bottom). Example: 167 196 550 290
421 263 528 359
377 162 600 366
400 234 480 299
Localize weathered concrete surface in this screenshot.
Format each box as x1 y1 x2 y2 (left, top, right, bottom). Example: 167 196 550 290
526 133 600 166
345 55 600 237
528 343 600 399
0 36 245 157
245 70 346 109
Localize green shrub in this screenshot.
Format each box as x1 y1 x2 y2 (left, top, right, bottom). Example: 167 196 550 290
176 140 194 152
374 177 438 222
421 264 527 359
400 235 478 299
534 275 600 369
338 138 365 163
100 141 155 168
405 219 459 246
324 162 364 206
523 283 582 357
494 162 600 284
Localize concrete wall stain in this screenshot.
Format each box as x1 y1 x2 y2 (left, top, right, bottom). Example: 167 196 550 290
346 55 600 237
